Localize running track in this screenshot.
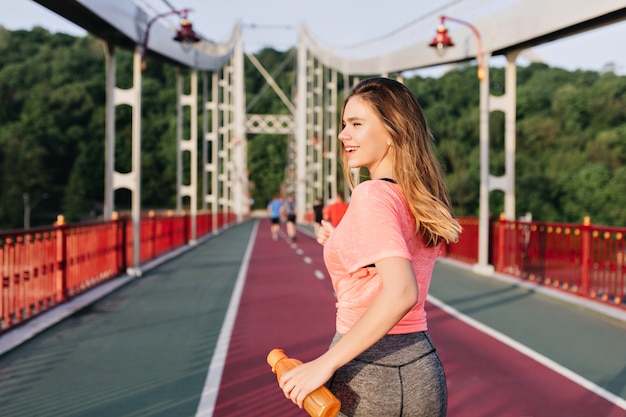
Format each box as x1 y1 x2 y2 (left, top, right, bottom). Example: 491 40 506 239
205 219 626 417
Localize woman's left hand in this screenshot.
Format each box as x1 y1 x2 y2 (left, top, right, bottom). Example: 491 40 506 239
278 357 335 409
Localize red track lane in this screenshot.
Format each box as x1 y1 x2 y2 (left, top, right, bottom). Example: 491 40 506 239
213 219 623 417
427 305 623 417
213 220 336 417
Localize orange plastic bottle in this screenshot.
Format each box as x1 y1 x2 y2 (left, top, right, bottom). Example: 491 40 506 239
267 348 341 417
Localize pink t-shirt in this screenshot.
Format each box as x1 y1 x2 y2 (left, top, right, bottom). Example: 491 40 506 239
323 179 440 334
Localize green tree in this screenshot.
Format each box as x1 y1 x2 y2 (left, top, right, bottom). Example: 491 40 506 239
2 27 626 229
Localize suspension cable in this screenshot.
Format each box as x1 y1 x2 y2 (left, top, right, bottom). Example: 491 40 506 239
161 0 178 11
246 49 296 112
343 0 465 48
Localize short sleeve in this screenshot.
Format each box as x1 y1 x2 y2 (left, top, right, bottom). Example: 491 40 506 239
337 181 412 273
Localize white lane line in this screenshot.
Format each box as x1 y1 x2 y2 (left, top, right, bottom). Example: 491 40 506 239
427 295 626 411
195 221 259 417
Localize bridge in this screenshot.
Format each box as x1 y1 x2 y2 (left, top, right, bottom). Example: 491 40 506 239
1 219 625 416
1 1 626 415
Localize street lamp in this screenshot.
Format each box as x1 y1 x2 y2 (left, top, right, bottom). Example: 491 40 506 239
140 8 201 71
429 15 493 274
23 192 49 229
429 15 486 81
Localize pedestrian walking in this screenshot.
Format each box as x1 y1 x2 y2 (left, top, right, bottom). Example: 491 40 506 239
267 193 283 241
322 193 348 227
312 198 324 236
283 194 297 241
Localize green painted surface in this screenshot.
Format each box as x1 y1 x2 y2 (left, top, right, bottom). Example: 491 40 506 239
430 260 626 399
0 221 255 417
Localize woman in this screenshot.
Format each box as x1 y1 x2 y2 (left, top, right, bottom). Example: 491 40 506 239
283 194 298 241
279 78 461 416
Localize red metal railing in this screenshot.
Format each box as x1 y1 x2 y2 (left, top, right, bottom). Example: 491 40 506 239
64 219 123 298
444 215 625 310
441 216 480 263
3 212 623 333
1 211 236 332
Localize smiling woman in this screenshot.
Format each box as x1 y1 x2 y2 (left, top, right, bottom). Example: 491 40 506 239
277 77 461 417
339 96 395 179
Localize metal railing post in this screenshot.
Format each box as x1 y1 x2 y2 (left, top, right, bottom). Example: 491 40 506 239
580 216 591 296
54 215 67 303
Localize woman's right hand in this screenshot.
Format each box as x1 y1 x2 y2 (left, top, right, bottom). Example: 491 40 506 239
317 220 334 245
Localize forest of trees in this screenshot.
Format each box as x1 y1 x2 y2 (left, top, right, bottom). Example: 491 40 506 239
1 26 625 230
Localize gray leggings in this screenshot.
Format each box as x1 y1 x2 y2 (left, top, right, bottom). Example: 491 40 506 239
326 332 447 417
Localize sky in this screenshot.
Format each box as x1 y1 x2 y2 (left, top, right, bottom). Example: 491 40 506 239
2 0 626 77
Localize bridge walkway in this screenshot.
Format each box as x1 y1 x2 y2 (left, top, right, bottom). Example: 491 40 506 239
0 218 625 417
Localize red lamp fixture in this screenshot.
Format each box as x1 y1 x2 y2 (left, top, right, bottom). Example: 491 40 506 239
141 8 201 71
174 12 201 47
429 15 486 81
429 18 454 54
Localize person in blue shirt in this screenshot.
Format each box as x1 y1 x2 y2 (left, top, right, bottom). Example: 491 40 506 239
267 193 283 240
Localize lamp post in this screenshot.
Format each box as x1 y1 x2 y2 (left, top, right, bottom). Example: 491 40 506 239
430 15 486 81
140 8 201 71
23 192 49 229
430 15 494 274
114 6 200 276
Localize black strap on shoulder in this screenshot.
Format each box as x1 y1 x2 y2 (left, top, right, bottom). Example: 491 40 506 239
379 177 397 184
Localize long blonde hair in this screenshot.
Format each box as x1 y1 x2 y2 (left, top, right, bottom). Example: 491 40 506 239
340 77 461 247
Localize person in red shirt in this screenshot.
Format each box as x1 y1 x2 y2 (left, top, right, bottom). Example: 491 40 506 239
323 193 348 227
